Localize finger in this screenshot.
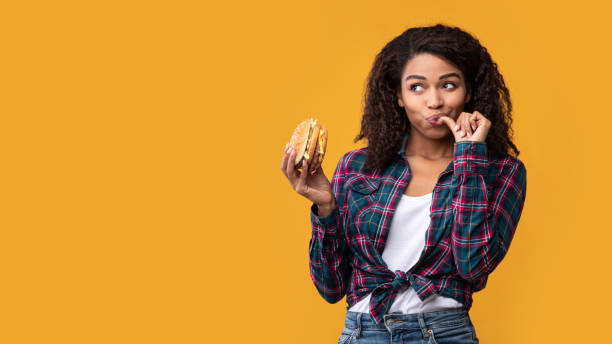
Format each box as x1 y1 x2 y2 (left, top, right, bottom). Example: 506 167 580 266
473 111 490 129
280 143 289 172
463 115 472 136
473 111 486 123
440 115 464 140
457 113 468 136
438 116 457 134
468 114 477 132
286 148 297 183
295 160 309 196
454 112 466 137
299 160 308 187
314 165 324 176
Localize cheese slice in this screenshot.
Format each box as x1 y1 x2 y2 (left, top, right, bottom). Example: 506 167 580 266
301 118 317 162
318 129 325 155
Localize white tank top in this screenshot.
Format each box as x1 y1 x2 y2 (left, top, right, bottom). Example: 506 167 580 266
348 192 463 314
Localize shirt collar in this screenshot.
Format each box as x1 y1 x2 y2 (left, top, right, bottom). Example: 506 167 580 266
397 132 410 156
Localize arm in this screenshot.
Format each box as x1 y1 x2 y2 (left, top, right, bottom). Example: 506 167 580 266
308 153 352 304
450 141 527 282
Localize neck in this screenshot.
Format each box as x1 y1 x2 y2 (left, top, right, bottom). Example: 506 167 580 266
404 128 454 160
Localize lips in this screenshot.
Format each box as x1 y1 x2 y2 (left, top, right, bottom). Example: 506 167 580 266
426 113 447 126
427 113 447 121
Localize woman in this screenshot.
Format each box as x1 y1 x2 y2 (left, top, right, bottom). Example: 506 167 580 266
280 24 526 344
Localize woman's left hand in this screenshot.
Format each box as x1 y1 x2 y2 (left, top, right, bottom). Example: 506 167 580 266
439 111 491 143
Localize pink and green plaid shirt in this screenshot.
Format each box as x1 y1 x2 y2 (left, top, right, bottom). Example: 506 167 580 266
308 135 527 324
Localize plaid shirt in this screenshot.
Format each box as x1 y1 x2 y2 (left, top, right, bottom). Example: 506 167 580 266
308 134 527 325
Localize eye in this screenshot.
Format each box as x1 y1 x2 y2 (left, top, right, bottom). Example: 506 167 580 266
409 84 424 92
443 82 457 89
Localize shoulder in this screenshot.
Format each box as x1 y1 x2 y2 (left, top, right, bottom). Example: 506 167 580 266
336 147 369 174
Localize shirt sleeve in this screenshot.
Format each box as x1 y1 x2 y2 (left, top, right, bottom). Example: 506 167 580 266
450 141 527 282
308 153 352 304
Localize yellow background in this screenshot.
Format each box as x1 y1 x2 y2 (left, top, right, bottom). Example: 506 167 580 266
1 0 610 342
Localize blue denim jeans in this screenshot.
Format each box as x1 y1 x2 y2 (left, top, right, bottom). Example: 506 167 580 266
338 307 479 344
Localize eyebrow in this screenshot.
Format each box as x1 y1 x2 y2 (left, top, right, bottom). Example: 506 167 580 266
405 72 461 81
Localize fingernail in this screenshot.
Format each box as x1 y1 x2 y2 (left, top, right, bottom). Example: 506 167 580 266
459 130 464 136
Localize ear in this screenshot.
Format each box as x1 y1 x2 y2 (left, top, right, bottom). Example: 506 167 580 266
397 92 404 107
465 89 471 103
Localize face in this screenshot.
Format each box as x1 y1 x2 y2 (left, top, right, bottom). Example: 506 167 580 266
397 53 470 138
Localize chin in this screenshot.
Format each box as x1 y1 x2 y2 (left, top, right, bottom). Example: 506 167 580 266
426 127 452 139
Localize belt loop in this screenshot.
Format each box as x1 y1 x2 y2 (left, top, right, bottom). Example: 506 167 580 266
417 312 428 337
355 312 362 338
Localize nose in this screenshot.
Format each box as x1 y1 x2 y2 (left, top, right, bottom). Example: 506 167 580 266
426 88 443 109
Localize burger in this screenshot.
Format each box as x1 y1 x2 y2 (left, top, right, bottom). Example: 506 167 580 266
288 117 328 175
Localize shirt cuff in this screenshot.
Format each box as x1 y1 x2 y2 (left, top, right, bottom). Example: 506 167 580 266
310 203 339 235
453 141 489 174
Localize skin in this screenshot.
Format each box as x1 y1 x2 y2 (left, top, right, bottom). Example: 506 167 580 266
281 52 491 215
397 52 470 160
398 53 481 196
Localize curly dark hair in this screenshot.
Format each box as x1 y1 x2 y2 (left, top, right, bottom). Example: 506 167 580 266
354 23 520 173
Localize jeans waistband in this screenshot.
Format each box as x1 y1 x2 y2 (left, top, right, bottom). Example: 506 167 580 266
345 306 470 336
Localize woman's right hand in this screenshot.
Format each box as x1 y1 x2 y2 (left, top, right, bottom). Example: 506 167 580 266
280 143 336 216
